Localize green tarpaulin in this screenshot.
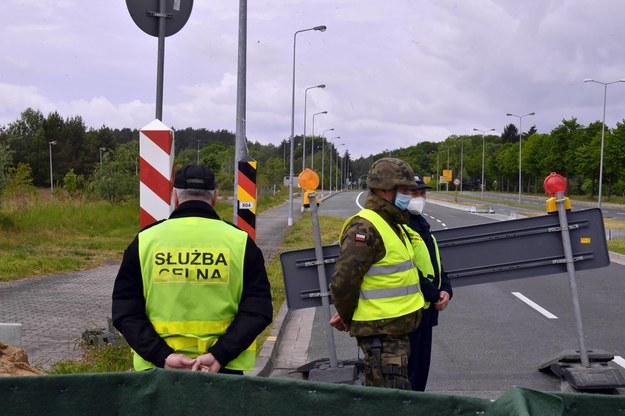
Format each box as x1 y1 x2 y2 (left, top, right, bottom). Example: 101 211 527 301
1 369 624 416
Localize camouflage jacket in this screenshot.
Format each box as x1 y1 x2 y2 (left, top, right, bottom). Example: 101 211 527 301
329 191 421 337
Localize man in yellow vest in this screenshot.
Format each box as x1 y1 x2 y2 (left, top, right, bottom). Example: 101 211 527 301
329 157 425 390
112 164 272 374
403 174 452 391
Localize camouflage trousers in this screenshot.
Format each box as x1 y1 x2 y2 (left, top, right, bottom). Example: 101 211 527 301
357 334 411 390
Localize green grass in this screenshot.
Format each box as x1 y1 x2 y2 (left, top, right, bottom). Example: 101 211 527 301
0 189 288 282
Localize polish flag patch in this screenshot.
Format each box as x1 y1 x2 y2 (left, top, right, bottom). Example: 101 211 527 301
354 233 366 242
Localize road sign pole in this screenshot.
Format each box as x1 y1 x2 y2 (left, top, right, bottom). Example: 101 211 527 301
155 0 166 120
555 191 589 367
308 192 338 368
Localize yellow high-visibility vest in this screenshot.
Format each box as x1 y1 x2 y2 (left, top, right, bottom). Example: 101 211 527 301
341 209 424 321
402 225 443 309
136 216 255 371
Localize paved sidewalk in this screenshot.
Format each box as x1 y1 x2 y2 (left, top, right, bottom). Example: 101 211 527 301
0 199 302 369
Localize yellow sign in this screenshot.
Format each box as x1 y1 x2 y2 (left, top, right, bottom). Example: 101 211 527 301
442 170 453 182
298 168 319 191
580 237 591 244
423 176 432 184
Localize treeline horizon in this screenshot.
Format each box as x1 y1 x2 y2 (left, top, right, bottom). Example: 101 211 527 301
1 107 624 201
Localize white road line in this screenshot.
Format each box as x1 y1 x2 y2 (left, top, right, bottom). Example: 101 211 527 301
613 356 625 369
511 292 558 319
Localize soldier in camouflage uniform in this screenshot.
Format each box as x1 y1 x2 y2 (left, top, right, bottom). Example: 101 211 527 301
329 157 425 390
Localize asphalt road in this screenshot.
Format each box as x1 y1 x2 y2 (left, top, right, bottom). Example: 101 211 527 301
271 191 625 398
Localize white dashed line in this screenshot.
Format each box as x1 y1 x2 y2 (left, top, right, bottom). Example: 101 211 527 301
613 356 625 369
512 292 558 319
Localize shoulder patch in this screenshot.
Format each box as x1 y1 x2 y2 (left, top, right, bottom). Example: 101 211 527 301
354 233 367 242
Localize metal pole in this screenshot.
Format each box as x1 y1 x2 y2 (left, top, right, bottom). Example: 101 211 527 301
436 152 439 192
155 0 166 121
598 83 607 210
308 192 338 367
460 140 464 193
303 89 308 172
518 116 523 204
446 147 450 192
481 135 485 198
555 191 589 367
49 142 55 193
196 140 200 164
288 26 326 226
233 0 247 224
329 143 333 193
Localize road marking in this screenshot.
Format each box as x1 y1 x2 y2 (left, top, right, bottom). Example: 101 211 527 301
613 356 625 369
512 292 558 319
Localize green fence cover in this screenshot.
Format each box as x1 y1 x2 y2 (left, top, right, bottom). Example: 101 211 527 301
1 369 624 416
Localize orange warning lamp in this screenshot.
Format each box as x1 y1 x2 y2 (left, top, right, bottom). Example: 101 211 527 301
298 168 319 191
543 172 570 213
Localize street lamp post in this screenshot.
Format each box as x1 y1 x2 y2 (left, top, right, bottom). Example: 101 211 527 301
303 84 325 171
506 112 535 203
48 141 57 193
473 128 495 199
584 78 625 209
99 147 106 165
336 143 345 191
196 139 201 163
288 25 327 226
321 128 334 192
311 111 327 170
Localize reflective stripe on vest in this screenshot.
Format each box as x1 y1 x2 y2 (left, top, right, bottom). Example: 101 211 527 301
341 208 424 321
135 216 254 371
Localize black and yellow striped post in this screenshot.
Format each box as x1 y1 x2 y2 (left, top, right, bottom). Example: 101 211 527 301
236 155 257 240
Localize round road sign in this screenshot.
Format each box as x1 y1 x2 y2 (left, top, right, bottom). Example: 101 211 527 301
126 0 193 37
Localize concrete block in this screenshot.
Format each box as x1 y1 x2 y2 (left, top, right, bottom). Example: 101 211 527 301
0 323 22 347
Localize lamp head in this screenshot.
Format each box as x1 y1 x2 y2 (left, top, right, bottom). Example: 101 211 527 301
314 25 327 32
322 111 327 114
506 113 513 116
583 78 593 83
318 84 326 88
49 141 57 145
528 112 535 116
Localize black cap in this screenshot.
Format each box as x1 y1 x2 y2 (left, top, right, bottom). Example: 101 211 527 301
409 174 432 190
174 164 215 190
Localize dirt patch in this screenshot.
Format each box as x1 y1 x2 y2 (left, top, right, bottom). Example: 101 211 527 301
0 343 45 376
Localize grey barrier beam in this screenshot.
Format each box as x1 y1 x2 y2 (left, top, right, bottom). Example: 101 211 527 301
281 209 610 298
432 208 610 287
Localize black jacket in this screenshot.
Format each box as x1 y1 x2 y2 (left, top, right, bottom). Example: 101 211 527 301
407 213 453 328
112 200 272 368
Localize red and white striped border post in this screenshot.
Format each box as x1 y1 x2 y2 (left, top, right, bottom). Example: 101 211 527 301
139 119 175 229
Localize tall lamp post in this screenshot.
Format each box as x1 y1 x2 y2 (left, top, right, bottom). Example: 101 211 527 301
321 128 334 192
583 78 625 209
288 25 327 226
48 141 57 193
336 143 345 191
99 147 106 165
302 84 325 171
506 112 535 203
196 139 201 163
473 128 495 199
311 111 327 170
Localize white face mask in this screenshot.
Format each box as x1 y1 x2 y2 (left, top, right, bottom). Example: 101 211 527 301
407 197 426 215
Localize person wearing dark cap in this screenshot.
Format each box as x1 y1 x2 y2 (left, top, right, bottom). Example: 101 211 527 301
112 163 272 374
402 174 453 391
329 158 425 390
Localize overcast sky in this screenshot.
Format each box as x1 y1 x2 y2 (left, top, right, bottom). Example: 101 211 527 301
3 1 625 158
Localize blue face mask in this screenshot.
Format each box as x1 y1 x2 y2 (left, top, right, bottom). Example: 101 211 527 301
394 192 411 211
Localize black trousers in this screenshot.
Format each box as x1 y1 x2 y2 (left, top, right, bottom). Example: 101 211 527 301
407 324 433 391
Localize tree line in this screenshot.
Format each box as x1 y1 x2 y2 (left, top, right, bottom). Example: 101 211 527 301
1 107 624 202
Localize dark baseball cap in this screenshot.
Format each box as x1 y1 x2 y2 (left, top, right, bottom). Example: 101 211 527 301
409 174 432 190
174 164 215 190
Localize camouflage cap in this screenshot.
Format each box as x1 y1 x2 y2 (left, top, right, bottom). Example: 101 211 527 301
366 158 417 190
